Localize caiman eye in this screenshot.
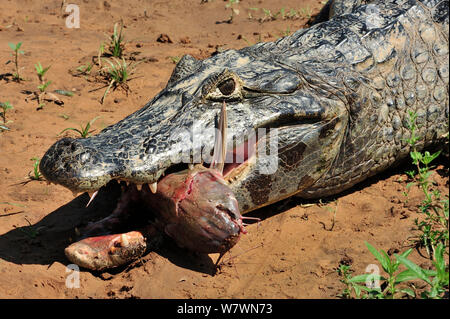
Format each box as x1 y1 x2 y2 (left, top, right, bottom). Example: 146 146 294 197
204 72 242 101
217 78 236 96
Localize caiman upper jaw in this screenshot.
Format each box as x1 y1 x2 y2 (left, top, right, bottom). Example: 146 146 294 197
40 137 114 192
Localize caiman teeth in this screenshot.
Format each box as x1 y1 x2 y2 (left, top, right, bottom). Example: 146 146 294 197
136 184 143 191
149 182 157 194
86 190 99 207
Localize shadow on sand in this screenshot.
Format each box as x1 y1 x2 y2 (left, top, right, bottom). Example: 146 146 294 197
0 181 216 276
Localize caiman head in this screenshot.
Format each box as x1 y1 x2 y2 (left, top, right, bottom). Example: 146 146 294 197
40 42 349 214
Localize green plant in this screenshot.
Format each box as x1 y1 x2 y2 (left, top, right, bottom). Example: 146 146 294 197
0 101 13 123
299 6 313 19
260 8 277 22
29 157 44 181
37 80 52 93
107 22 125 58
58 116 100 138
76 63 94 75
287 8 299 19
29 61 64 109
35 62 51 82
18 217 44 239
336 264 359 298
59 113 70 120
396 242 448 299
225 0 240 23
338 113 449 299
337 242 448 299
100 58 139 104
278 7 286 19
98 42 106 67
8 42 25 82
280 26 291 37
364 242 415 298
405 110 449 257
320 204 337 231
247 7 259 20
238 35 254 46
169 56 181 64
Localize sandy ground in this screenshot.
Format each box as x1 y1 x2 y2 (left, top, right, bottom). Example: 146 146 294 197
0 0 448 299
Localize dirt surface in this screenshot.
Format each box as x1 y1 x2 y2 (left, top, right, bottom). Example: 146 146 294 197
0 0 448 299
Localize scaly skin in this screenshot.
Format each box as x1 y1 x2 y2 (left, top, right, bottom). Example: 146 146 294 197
40 0 449 214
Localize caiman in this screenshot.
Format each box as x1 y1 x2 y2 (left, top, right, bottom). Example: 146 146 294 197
40 0 449 269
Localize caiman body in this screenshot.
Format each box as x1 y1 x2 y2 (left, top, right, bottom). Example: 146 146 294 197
41 0 449 214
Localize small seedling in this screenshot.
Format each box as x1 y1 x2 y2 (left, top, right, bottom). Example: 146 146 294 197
247 7 259 20
260 8 276 22
98 41 106 67
280 26 291 37
7 42 25 82
29 157 44 181
59 116 100 138
38 80 52 93
336 264 361 298
238 35 254 46
108 22 125 58
76 63 94 75
225 0 240 23
0 101 13 123
59 113 70 120
25 62 63 109
279 7 287 19
100 58 139 104
299 6 313 19
18 217 45 239
250 7 301 22
35 62 51 82
287 8 299 19
319 204 337 231
169 56 181 64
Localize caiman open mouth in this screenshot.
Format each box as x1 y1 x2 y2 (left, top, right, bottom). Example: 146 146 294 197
63 102 250 270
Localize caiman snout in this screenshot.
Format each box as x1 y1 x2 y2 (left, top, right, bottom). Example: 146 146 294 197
40 137 112 192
